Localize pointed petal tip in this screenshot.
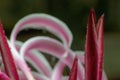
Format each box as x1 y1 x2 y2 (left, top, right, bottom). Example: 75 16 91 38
90 8 95 13
88 8 96 24
101 14 104 20
90 8 95 16
74 56 78 62
68 57 78 80
102 14 104 17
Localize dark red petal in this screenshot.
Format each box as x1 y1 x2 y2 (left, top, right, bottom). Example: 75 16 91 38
85 9 98 80
0 22 20 80
0 72 10 80
68 57 78 80
91 8 96 24
96 15 104 80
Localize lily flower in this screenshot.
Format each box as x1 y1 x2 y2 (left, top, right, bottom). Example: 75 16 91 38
0 9 107 80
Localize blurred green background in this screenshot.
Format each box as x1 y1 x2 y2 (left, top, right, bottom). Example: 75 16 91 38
0 0 120 80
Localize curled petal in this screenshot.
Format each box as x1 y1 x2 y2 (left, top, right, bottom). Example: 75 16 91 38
20 36 73 64
25 50 52 77
20 36 84 80
52 54 84 80
8 41 35 80
10 13 73 48
51 60 66 80
15 41 52 77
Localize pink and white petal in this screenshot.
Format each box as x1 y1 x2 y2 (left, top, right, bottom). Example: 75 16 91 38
32 72 49 80
8 40 35 80
75 51 84 63
52 56 84 80
10 13 73 48
62 76 68 80
102 71 108 80
19 71 49 80
7 40 21 60
0 55 2 64
20 36 74 65
25 50 52 77
15 41 52 77
20 36 84 80
51 60 66 80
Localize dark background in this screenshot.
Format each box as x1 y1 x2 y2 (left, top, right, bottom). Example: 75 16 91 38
0 0 120 80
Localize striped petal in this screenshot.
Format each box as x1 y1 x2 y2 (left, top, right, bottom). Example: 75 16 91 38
20 36 74 65
51 60 66 80
15 41 52 77
8 41 35 80
10 14 73 48
52 54 84 80
20 36 85 80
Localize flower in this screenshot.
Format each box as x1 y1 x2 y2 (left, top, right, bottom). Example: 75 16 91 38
0 9 107 80
85 9 106 80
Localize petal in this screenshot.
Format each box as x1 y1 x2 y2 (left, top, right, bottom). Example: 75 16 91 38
0 22 20 80
19 71 49 80
62 76 68 80
32 72 49 80
0 71 10 80
97 15 104 80
20 36 84 80
75 51 84 63
85 9 98 80
20 36 74 65
102 71 108 80
68 57 78 80
25 50 52 77
8 41 35 80
52 56 84 80
10 13 73 48
15 41 52 77
51 60 66 80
